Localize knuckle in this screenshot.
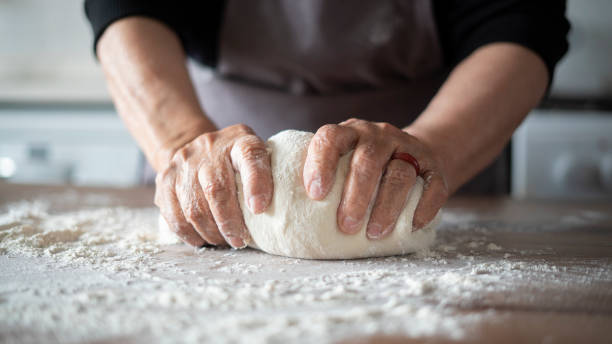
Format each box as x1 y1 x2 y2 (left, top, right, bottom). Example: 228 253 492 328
194 133 215 151
311 136 333 156
183 204 201 223
231 135 270 176
365 122 381 136
240 139 268 162
377 121 396 132
343 117 360 125
384 167 412 187
234 133 259 145
354 148 379 169
174 147 190 163
153 182 173 207
316 124 342 146
203 181 230 202
231 123 253 135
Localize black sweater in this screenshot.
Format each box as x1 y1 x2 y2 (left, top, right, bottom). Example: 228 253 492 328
84 0 570 82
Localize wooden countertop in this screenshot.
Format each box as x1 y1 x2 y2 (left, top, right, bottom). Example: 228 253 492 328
1 182 611 343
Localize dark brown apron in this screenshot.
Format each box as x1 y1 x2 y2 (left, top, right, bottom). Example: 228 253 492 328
189 0 445 139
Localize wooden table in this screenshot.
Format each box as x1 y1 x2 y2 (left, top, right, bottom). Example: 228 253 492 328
1 182 611 343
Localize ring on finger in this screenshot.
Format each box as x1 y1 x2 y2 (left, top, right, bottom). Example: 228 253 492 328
391 152 421 176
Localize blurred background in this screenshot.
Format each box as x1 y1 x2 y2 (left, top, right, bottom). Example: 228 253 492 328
0 0 611 199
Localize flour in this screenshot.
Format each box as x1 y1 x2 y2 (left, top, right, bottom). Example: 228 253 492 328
0 201 161 271
1 195 610 344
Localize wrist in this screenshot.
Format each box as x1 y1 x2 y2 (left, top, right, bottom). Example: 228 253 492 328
402 124 458 192
152 119 214 171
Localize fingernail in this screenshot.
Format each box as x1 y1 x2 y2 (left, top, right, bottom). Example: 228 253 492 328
308 174 324 199
248 194 267 213
222 228 249 249
227 235 247 249
367 223 384 239
340 215 361 234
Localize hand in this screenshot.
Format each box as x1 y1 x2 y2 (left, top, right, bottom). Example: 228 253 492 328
155 124 273 248
303 118 449 239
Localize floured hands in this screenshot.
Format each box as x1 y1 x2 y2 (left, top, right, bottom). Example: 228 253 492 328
155 124 273 248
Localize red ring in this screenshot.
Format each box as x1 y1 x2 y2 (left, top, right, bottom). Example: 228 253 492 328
391 152 421 176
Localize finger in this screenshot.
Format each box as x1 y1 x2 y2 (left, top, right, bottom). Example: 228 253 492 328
303 124 358 200
366 159 417 239
174 163 225 246
337 139 392 234
412 171 448 230
339 117 360 126
230 134 273 214
199 160 251 248
154 169 206 247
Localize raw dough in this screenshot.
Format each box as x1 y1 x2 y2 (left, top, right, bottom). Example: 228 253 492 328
160 130 438 259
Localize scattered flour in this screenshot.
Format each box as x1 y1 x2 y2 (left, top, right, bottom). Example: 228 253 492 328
1 199 610 343
0 200 161 271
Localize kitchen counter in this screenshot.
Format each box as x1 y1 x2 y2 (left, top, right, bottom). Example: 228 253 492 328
1 182 611 343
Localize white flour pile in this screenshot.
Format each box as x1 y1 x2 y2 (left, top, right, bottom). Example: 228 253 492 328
1 194 611 343
0 200 161 271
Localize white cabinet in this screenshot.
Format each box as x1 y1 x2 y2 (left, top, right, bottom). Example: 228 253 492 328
512 110 612 199
0 106 142 186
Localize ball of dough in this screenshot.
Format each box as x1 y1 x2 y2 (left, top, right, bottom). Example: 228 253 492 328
158 130 439 259
238 130 438 259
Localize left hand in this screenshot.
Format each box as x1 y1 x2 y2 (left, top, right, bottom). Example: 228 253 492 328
303 118 449 239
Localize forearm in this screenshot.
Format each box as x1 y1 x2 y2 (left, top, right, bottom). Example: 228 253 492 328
97 17 216 171
406 43 548 193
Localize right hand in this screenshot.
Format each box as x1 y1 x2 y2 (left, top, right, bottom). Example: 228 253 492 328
154 124 274 248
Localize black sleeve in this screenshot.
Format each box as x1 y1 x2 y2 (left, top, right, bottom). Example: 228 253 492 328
433 0 570 82
84 0 225 67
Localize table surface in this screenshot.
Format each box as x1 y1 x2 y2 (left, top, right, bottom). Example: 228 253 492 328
1 182 611 344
